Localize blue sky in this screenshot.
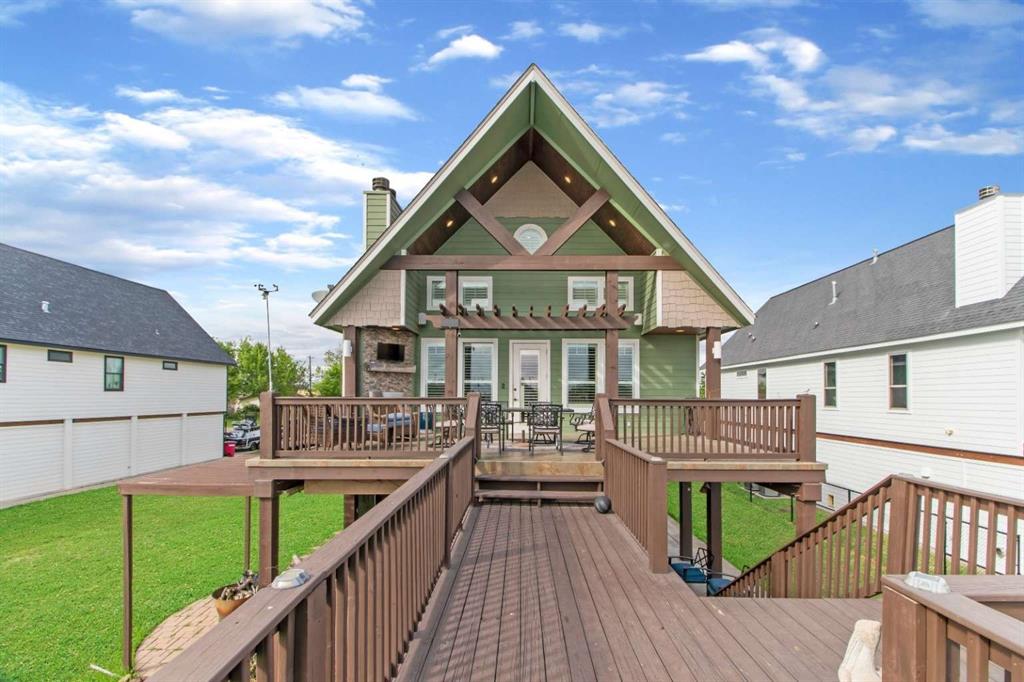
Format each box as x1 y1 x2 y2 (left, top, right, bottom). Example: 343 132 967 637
1 0 1022 362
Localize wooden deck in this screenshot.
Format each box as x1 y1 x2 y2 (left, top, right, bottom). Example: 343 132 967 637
399 503 881 681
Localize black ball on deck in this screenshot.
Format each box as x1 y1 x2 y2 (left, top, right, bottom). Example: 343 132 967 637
594 496 612 514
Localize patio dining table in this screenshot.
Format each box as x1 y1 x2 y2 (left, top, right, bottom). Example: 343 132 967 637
501 404 576 444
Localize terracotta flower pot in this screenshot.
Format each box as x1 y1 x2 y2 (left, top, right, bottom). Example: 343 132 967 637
212 585 252 620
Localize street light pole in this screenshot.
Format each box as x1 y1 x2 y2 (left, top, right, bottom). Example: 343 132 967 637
255 283 279 393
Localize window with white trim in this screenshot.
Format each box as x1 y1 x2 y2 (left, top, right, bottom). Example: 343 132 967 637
564 341 602 408
824 361 837 407
459 277 492 309
0 344 6 383
421 340 446 398
426 276 446 310
461 341 496 401
617 340 640 399
567 276 633 311
514 224 547 254
889 353 908 409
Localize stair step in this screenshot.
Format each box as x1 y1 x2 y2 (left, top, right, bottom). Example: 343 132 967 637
475 489 599 502
474 474 603 483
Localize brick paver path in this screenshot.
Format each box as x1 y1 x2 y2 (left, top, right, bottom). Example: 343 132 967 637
135 597 219 679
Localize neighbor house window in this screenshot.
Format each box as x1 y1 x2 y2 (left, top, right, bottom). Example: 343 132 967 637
824 361 837 407
757 367 767 399
162 360 178 371
617 340 640 398
0 344 6 382
567 276 633 311
48 349 73 363
459 277 492 309
426 276 446 310
889 353 908 409
461 341 496 400
421 340 446 397
514 224 547 254
104 356 124 391
564 341 601 408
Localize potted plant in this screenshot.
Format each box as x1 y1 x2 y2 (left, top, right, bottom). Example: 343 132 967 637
211 570 258 620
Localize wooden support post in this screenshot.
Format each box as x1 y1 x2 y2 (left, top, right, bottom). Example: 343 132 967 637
344 494 355 528
258 391 275 459
705 327 721 399
707 483 723 574
122 494 133 672
881 585 927 681
887 478 914 575
258 489 280 587
796 393 816 461
444 271 458 397
605 271 619 397
648 457 669 573
343 325 357 397
769 553 787 597
678 482 693 558
795 483 820 537
243 496 252 572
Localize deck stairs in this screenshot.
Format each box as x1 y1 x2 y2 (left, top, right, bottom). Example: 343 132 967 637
473 455 604 503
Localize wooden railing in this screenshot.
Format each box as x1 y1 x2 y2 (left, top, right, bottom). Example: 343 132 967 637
260 393 468 458
603 436 668 573
881 574 1024 681
606 395 814 460
721 475 1024 598
149 435 477 682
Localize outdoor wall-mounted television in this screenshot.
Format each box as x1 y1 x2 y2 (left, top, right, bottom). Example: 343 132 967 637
376 342 405 362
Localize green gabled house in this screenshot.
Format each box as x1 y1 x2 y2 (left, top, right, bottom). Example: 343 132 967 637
310 65 754 410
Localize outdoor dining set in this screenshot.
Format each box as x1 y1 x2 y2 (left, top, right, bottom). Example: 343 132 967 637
477 401 596 454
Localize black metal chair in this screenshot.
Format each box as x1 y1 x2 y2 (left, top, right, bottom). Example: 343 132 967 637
528 402 563 454
480 401 505 451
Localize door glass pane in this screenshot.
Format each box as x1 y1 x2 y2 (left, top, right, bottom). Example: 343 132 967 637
518 350 539 405
463 343 493 401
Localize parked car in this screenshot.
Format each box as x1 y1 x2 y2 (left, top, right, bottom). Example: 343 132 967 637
225 419 260 451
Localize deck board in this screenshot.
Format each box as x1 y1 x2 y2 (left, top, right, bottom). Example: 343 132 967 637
398 503 882 681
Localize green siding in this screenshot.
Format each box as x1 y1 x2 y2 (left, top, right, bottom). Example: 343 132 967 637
364 191 390 248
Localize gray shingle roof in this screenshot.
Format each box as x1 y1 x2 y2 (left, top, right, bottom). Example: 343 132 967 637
723 226 1024 366
0 243 233 365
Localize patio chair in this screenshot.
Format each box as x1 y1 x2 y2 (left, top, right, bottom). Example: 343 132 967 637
528 403 563 454
705 570 740 596
480 401 505 451
669 547 713 584
571 407 596 451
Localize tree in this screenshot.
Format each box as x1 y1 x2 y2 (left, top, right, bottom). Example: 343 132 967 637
218 337 305 408
313 349 342 396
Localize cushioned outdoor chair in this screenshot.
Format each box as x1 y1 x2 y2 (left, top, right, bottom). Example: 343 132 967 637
570 407 596 451
705 570 740 596
669 547 713 584
480 401 505 451
527 402 563 454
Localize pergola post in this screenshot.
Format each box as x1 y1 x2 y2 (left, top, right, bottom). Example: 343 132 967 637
444 271 458 397
677 482 693 558
705 327 721 399
122 494 133 671
258 486 280 588
706 483 723 573
605 271 619 397
343 325 357 397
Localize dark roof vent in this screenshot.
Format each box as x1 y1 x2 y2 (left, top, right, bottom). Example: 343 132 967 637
978 185 1000 201
372 177 390 191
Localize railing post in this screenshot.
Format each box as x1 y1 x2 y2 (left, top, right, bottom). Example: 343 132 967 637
442 454 452 567
887 478 917 575
465 392 481 460
769 553 786 597
259 391 276 459
881 581 927 681
796 393 815 461
595 394 614 463
647 457 669 573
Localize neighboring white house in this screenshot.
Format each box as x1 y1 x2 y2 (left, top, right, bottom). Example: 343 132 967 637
722 187 1024 507
0 243 232 507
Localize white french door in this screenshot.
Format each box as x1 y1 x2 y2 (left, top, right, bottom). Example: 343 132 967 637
509 342 550 408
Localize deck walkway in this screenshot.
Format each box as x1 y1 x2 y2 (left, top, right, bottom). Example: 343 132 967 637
398 503 881 681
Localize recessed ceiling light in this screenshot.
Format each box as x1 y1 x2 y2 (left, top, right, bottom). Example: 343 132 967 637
445 218 454 228
490 175 498 184
564 175 572 184
608 218 617 227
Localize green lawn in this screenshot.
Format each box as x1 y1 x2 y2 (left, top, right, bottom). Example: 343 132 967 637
0 486 344 682
666 482 829 571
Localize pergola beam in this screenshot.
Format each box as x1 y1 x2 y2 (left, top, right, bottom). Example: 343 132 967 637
383 255 682 271
454 189 529 255
426 313 633 331
535 188 610 256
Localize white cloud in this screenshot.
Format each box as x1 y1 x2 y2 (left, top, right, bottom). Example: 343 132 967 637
684 28 824 73
103 112 191 150
847 125 897 152
340 73 391 92
115 85 188 104
589 81 689 127
436 24 473 39
0 0 55 26
990 100 1024 123
684 40 769 69
112 0 365 46
660 132 687 144
785 150 806 161
683 0 806 8
558 22 626 43
903 124 1024 155
416 34 503 70
272 80 417 120
489 71 520 89
909 0 1024 28
504 20 543 40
